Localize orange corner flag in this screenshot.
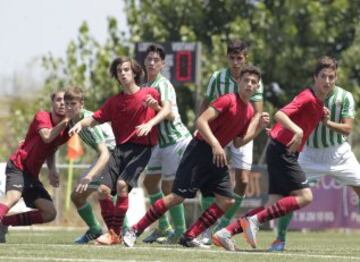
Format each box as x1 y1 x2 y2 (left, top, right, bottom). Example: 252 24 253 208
67 133 84 160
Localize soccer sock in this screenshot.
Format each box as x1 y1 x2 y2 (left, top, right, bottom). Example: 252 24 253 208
169 203 186 236
99 197 115 230
149 191 171 231
77 202 102 233
133 199 168 234
225 206 265 236
256 196 300 224
112 195 129 236
200 195 214 211
0 203 9 221
218 194 244 228
276 212 294 241
184 203 224 239
2 210 43 226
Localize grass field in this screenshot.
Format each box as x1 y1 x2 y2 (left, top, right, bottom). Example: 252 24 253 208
0 228 359 261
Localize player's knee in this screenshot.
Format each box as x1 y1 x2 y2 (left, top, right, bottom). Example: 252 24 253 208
298 189 313 207
223 197 235 209
98 185 111 198
42 207 57 222
143 176 159 193
71 191 85 207
116 180 128 193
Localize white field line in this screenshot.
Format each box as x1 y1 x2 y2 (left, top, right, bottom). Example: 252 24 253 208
1 244 360 261
0 258 152 262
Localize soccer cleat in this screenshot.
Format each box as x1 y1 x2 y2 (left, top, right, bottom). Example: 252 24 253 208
212 229 236 252
268 239 286 252
95 229 122 245
179 236 210 249
239 217 259 248
0 223 8 243
198 228 212 245
74 229 102 244
142 227 174 244
123 227 138 248
156 232 181 244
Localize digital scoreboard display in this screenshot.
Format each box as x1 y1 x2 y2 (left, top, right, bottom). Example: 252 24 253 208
135 42 201 86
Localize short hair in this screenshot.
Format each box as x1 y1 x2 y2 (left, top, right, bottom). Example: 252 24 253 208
240 64 261 80
50 89 65 101
145 44 166 60
227 39 248 55
64 86 84 102
109 57 144 85
314 56 338 76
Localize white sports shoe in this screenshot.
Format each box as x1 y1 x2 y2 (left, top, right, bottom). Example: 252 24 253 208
240 217 259 248
212 229 236 252
199 228 212 245
123 227 138 248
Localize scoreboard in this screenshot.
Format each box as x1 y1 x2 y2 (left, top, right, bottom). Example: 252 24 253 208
135 42 201 86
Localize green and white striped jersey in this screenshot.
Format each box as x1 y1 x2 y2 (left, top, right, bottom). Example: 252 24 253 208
206 68 263 102
307 86 355 148
69 109 116 151
146 74 191 148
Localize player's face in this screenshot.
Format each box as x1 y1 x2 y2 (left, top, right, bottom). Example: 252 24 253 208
65 99 83 119
227 52 247 70
239 73 259 97
116 61 135 87
144 52 164 78
52 92 65 117
313 68 337 96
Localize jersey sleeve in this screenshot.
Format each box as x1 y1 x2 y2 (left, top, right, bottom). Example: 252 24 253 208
81 126 106 147
205 72 219 102
157 80 175 103
210 94 232 113
93 98 112 123
149 88 161 103
250 79 264 102
341 91 356 119
280 92 308 116
34 111 52 131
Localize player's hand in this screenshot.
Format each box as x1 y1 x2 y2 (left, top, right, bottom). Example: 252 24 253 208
258 112 270 130
49 170 60 188
144 95 161 111
322 106 330 125
287 129 303 153
212 143 227 168
69 122 82 136
18 138 25 146
75 177 91 193
136 122 153 136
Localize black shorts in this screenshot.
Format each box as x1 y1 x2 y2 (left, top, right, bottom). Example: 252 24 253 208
172 138 233 199
266 139 309 196
5 160 52 208
98 143 152 195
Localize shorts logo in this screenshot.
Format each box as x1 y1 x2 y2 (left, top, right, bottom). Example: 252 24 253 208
301 179 309 185
177 188 188 193
12 184 23 188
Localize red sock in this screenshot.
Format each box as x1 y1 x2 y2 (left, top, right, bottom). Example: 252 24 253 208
99 197 115 230
185 203 224 239
133 199 168 234
112 195 129 235
225 207 265 236
256 196 300 224
3 210 43 226
0 203 9 221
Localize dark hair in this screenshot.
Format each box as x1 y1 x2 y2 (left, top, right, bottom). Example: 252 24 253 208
240 64 261 80
314 56 338 76
227 39 248 55
109 57 144 85
64 86 84 102
50 89 65 101
145 44 166 60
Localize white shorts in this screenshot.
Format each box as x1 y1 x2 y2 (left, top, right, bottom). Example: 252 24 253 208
299 142 360 186
146 137 192 180
226 140 253 171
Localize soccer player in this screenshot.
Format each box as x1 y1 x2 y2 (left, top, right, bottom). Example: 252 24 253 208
123 65 269 248
198 39 264 244
268 56 360 252
0 90 70 243
213 56 336 251
141 44 192 244
69 57 171 245
64 87 117 244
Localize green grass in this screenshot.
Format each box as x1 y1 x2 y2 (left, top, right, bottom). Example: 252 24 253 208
0 229 359 261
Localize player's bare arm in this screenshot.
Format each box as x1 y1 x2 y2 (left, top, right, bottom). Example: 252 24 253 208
196 106 227 167
323 116 353 136
46 152 60 188
75 142 110 194
275 111 303 153
39 118 69 143
233 112 270 148
69 117 99 136
136 99 172 136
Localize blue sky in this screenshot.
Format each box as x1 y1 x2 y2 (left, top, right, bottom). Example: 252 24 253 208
0 0 127 81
